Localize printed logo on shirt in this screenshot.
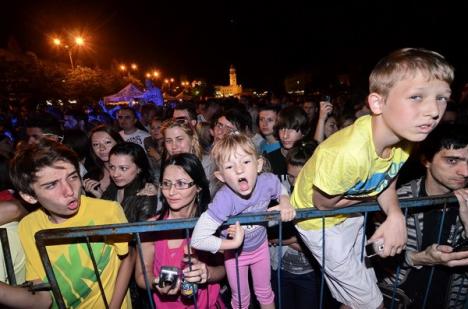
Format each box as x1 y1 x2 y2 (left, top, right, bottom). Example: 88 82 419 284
346 162 403 197
48 242 112 308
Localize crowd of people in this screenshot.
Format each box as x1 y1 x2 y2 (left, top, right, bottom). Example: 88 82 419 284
0 47 467 309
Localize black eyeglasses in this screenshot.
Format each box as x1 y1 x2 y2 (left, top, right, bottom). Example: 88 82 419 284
161 180 195 190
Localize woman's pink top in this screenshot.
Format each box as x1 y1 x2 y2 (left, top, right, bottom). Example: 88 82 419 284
152 232 225 308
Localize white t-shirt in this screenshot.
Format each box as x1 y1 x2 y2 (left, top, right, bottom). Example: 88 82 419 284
119 129 150 149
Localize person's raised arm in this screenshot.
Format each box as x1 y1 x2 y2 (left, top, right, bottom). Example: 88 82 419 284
134 240 155 289
0 280 52 309
313 101 333 143
109 248 134 309
191 212 244 253
312 186 364 210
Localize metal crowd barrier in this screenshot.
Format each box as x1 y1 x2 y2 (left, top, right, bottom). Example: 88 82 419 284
33 194 464 309
0 227 17 285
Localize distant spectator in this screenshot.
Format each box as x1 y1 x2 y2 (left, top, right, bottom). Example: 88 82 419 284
173 102 198 128
25 113 63 145
117 107 150 149
83 125 124 198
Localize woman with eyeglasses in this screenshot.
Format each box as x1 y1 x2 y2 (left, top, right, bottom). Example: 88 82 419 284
160 118 218 195
83 125 124 198
135 153 226 308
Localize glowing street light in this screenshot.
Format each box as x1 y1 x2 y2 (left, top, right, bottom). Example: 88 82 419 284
51 35 85 69
75 36 84 46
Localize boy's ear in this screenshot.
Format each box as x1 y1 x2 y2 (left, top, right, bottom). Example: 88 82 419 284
257 157 264 173
214 170 225 183
368 93 385 115
19 192 38 205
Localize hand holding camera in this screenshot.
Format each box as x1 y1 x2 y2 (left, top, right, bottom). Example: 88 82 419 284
153 266 181 295
182 254 208 284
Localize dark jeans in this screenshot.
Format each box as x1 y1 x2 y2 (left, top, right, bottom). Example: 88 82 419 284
271 269 319 309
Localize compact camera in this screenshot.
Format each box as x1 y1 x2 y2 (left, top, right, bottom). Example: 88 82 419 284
366 239 385 258
158 266 180 289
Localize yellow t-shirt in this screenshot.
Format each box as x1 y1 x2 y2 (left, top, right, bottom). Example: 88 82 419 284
19 195 131 309
291 115 412 230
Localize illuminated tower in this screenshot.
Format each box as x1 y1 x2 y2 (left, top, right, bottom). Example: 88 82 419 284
229 64 237 86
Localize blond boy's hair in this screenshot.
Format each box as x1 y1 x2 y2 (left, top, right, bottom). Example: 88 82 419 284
369 48 454 97
211 133 258 170
161 118 203 159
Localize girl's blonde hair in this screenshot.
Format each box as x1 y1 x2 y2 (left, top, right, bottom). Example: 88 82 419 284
369 48 454 97
160 118 203 159
211 133 258 170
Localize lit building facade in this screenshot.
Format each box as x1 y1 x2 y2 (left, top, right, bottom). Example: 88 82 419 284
215 64 243 97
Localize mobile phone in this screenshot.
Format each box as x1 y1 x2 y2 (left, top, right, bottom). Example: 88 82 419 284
321 95 331 103
366 241 384 257
453 239 468 252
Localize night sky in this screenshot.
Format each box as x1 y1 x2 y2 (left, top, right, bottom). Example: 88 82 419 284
2 1 468 90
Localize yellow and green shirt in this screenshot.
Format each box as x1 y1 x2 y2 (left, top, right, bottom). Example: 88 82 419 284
19 195 131 309
291 115 412 230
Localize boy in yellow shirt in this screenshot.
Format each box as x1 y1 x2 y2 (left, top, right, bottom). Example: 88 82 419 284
291 48 454 308
7 139 133 308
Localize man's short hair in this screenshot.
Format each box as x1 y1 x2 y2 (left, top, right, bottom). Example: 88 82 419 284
27 113 63 138
369 48 455 97
420 123 468 162
118 106 137 118
9 139 79 197
173 102 197 121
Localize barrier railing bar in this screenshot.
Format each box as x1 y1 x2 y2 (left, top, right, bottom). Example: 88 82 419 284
390 206 409 309
35 195 458 242
320 216 325 309
360 212 369 262
277 218 283 309
33 194 459 309
0 228 16 285
85 236 109 308
184 228 198 309
422 201 448 309
35 236 64 308
135 232 155 309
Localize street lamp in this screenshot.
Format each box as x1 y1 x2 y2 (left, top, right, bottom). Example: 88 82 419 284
119 63 138 78
52 36 85 69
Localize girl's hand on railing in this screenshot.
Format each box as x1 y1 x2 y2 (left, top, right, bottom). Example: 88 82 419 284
226 221 244 249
